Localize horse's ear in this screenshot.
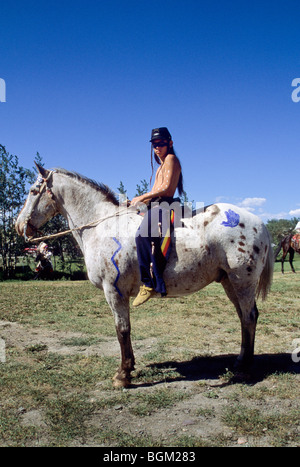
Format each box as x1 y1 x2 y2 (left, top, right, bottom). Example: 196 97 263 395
34 162 50 179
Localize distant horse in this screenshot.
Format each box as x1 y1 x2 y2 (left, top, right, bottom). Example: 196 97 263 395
15 164 274 387
275 233 300 273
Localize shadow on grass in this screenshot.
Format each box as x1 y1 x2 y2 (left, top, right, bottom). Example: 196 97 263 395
133 353 299 387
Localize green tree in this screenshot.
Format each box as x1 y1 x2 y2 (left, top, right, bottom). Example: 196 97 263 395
135 179 149 196
0 145 34 278
33 151 44 170
117 181 127 195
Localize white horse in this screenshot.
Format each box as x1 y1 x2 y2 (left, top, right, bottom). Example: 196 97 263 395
15 165 274 387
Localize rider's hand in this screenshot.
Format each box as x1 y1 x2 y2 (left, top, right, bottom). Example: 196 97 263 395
130 196 147 207
121 199 131 207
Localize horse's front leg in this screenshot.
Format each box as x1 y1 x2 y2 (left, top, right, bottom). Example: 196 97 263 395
114 323 135 388
104 288 135 388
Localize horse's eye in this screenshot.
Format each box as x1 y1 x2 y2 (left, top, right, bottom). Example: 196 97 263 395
30 187 39 195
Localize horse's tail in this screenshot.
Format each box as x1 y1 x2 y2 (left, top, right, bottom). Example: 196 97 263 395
256 228 274 301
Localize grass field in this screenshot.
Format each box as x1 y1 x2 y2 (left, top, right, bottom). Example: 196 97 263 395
0 258 299 447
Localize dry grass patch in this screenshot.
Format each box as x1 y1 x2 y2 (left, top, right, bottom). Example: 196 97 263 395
0 264 299 447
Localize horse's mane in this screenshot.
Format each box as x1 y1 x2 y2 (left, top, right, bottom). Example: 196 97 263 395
53 167 120 206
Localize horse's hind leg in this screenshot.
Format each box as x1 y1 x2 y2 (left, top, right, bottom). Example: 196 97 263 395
289 248 296 273
236 298 259 369
221 274 258 369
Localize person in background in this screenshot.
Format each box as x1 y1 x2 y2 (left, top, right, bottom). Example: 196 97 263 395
35 242 53 279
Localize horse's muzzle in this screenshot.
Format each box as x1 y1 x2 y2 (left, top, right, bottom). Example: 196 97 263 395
15 219 36 240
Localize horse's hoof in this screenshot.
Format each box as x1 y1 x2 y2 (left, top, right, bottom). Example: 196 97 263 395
112 373 131 389
234 356 253 372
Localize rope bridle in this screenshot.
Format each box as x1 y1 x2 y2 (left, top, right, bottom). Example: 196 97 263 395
24 171 133 244
23 171 56 242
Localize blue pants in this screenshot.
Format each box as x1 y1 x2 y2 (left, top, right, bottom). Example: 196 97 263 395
135 198 174 295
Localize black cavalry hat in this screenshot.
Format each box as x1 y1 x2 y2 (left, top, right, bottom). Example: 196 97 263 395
149 127 172 142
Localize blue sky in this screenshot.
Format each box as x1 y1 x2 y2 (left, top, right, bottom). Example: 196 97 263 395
1 0 300 221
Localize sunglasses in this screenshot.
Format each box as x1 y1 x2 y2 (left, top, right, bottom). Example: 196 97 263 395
152 142 168 148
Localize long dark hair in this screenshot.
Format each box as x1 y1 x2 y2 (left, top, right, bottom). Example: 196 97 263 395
151 144 183 196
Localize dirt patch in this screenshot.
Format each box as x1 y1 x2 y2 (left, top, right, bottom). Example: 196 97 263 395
0 320 157 358
1 318 298 447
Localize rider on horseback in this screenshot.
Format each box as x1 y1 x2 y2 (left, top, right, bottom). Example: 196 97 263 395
130 127 183 307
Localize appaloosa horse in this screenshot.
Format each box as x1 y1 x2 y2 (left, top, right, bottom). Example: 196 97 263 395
275 233 300 273
15 165 274 387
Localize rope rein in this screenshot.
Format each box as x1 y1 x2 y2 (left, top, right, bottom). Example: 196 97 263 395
27 207 131 243
25 171 134 244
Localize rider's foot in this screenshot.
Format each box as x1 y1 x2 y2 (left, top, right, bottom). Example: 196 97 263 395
132 285 155 307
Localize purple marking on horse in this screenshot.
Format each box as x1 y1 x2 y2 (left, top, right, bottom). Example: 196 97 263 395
221 209 240 228
111 237 123 297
